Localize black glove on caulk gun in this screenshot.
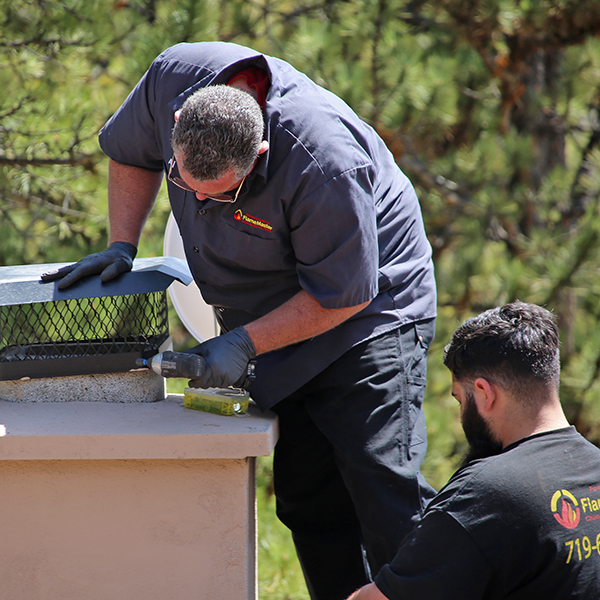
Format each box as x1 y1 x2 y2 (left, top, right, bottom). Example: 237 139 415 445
136 351 207 379
136 327 257 390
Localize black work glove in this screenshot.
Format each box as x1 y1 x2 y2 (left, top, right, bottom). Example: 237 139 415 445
185 327 257 389
40 242 137 290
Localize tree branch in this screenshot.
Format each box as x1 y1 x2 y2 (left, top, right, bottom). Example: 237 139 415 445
0 155 96 169
0 36 92 49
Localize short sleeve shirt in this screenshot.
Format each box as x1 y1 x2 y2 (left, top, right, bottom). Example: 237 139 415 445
375 428 600 599
99 42 437 408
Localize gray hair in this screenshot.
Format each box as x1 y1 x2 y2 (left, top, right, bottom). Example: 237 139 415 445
171 85 264 181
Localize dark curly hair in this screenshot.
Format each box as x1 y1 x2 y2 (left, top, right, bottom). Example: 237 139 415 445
443 301 560 403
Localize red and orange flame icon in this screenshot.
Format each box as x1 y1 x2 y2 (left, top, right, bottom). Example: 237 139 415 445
551 489 581 529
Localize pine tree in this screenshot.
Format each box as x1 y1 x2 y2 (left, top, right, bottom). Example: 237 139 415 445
2 0 600 485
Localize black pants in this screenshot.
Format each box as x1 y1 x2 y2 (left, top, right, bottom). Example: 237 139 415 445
271 320 437 600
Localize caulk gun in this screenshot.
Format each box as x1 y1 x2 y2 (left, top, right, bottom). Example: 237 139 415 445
136 351 206 379
136 351 257 388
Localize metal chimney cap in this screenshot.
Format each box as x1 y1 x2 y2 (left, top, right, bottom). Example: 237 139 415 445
0 257 194 307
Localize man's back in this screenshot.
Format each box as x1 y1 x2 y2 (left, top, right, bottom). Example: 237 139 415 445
375 427 600 599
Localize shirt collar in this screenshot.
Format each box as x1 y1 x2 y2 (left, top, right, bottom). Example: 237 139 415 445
168 53 272 112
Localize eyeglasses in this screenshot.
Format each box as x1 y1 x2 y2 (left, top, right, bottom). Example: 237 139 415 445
167 155 246 203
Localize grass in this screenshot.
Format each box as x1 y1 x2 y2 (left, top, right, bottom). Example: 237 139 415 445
257 455 310 600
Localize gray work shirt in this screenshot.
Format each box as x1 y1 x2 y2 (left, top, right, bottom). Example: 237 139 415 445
99 41 436 409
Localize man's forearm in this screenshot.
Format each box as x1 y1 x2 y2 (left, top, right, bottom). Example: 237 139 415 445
107 159 164 246
243 289 370 355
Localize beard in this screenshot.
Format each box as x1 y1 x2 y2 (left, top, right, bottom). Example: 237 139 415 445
460 391 503 468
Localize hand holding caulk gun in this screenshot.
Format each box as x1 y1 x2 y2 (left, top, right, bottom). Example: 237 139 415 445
135 328 257 390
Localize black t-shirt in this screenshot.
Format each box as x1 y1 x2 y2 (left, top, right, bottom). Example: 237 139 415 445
375 427 600 599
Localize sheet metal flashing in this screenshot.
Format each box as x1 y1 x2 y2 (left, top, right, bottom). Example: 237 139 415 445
0 257 193 307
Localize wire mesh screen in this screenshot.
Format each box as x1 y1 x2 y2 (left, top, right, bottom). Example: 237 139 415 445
0 291 169 380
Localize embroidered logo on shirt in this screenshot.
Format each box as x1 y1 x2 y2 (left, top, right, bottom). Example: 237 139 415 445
234 209 273 231
551 489 581 529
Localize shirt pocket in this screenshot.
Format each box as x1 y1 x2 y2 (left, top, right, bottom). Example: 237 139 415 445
205 219 284 274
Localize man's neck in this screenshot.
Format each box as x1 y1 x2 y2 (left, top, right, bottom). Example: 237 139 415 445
228 77 259 102
501 404 570 448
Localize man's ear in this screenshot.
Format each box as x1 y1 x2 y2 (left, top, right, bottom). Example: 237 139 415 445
174 110 181 122
258 140 269 154
473 377 497 414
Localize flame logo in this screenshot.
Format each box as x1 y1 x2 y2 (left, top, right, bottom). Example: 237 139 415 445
551 489 581 529
234 209 243 221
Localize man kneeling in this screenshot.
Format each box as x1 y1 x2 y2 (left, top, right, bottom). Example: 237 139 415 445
349 301 600 599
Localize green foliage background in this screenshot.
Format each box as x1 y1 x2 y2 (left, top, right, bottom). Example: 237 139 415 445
3 1 600 597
